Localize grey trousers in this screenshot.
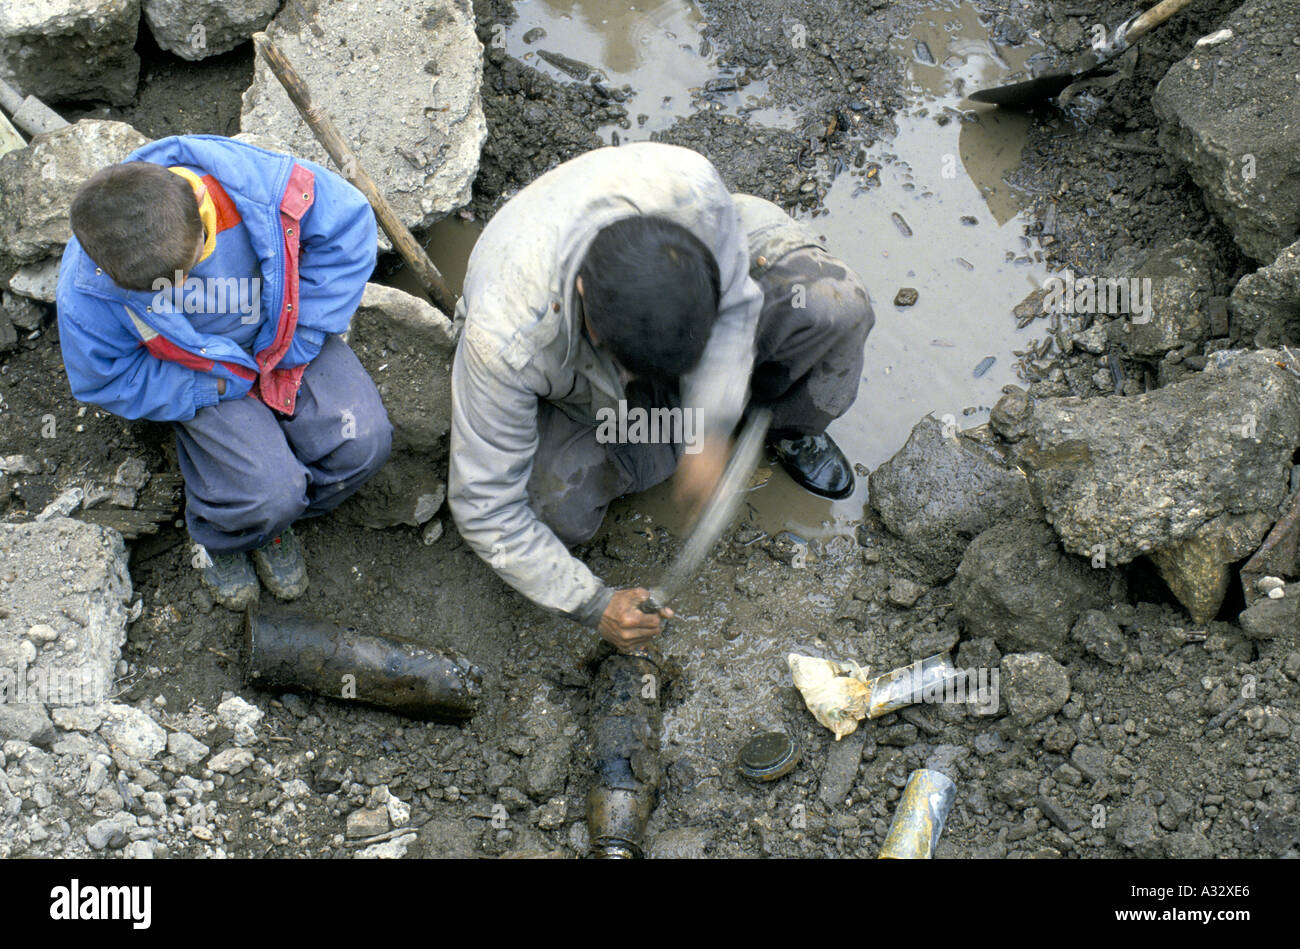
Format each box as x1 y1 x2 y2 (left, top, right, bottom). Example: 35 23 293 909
529 246 873 545
174 335 394 554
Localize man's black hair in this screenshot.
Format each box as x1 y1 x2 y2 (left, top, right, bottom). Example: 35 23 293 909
578 216 721 380
69 162 203 292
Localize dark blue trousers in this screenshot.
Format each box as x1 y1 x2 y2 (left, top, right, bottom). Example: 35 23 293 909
175 335 393 554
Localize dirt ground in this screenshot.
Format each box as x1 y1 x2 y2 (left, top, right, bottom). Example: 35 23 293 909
2 0 1298 860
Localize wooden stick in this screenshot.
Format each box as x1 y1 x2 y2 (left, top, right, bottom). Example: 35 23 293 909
252 32 458 317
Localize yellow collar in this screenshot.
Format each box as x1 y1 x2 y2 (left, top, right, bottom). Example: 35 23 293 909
168 166 217 264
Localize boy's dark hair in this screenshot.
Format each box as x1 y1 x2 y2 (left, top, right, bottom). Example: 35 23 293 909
578 216 721 380
69 162 203 292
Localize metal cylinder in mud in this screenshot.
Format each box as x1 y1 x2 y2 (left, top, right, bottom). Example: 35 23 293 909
879 768 956 859
243 606 482 722
586 651 663 859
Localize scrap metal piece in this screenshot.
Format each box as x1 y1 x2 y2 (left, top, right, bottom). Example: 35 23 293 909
879 769 956 859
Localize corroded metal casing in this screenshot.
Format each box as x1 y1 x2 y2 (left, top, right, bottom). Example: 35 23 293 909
866 653 964 718
879 769 956 859
244 606 482 722
587 787 654 859
586 652 662 859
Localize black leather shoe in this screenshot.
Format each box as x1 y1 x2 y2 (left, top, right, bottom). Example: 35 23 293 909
769 432 855 500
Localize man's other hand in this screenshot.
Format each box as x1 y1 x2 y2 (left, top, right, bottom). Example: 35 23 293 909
217 378 226 395
598 588 672 652
672 435 728 524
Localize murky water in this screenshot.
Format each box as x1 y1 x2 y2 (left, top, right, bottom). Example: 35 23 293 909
503 0 794 140
403 1 1050 544
768 0 1051 532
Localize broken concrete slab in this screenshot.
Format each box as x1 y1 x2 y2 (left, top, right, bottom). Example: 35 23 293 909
143 0 281 60
8 257 61 303
953 518 1115 658
1153 0 1300 262
0 518 132 708
0 119 150 265
0 0 141 107
1018 357 1300 566
239 0 486 235
1229 237 1300 348
345 283 457 456
868 414 1034 582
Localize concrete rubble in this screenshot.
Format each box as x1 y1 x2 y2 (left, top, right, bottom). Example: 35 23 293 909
0 119 151 266
1153 0 1300 263
0 0 141 106
238 0 486 235
143 0 282 60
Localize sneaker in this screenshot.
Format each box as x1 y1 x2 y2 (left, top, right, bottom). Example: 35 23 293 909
769 432 855 500
200 550 260 611
250 527 309 600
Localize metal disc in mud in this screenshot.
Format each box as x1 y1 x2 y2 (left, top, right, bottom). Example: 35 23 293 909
739 732 800 782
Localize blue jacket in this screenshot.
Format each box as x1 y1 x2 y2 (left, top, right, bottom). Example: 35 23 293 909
56 135 377 422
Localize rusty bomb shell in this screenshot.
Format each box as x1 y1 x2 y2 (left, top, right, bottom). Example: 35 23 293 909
586 651 663 859
244 606 482 722
879 769 956 859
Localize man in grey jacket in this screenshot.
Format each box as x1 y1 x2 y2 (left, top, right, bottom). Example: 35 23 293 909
449 143 873 651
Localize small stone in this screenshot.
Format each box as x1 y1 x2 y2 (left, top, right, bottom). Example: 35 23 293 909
26 624 58 643
216 695 263 746
894 287 919 307
98 704 167 761
166 731 210 768
86 819 127 851
346 807 390 839
536 797 568 830
1001 653 1071 726
886 577 926 608
207 747 254 774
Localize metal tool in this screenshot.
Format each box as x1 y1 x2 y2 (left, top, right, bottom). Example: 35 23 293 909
969 0 1198 108
638 407 772 614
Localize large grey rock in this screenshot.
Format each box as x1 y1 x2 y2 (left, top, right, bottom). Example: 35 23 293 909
1153 0 1300 262
1229 237 1300 347
345 283 456 456
868 414 1034 582
953 518 1114 658
0 0 141 106
1018 357 1300 565
239 0 486 234
1125 240 1216 357
0 518 132 708
0 119 150 265
143 0 281 60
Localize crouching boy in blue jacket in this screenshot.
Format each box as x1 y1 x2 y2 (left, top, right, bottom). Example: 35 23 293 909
56 135 393 610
